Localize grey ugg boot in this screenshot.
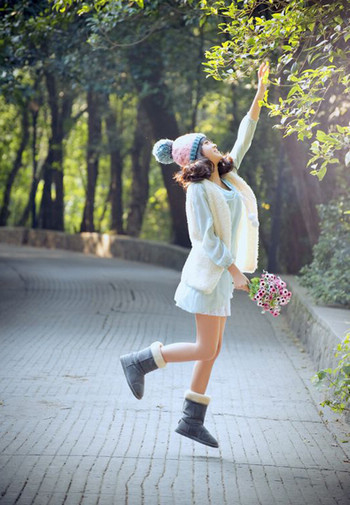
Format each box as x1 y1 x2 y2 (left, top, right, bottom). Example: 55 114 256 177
175 390 219 448
120 341 166 400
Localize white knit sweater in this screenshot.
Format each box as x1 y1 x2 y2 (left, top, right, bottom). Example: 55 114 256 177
180 171 259 294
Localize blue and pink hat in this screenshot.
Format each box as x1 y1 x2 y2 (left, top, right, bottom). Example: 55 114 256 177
152 133 206 167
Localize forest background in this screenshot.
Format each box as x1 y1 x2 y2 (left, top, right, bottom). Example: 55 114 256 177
0 0 349 302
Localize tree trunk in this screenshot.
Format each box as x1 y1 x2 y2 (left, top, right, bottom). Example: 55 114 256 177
282 134 322 246
190 25 205 131
143 94 189 247
30 103 39 228
105 95 124 234
39 72 73 231
80 89 102 233
126 99 152 237
0 105 29 226
267 144 285 272
38 151 53 229
128 44 190 247
282 189 312 274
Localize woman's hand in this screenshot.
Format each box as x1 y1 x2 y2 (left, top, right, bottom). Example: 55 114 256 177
228 263 250 293
248 61 270 121
257 61 269 97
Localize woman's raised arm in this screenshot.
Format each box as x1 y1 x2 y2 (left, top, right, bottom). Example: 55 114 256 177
229 62 269 169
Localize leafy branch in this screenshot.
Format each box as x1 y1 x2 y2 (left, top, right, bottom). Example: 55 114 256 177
202 0 350 179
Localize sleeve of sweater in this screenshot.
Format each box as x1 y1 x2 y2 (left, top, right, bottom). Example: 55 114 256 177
190 183 233 269
229 113 258 170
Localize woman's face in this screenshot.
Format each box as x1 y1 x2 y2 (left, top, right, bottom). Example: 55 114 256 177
201 139 223 164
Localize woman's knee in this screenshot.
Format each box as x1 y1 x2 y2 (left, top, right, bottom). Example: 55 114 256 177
212 338 223 360
195 344 218 361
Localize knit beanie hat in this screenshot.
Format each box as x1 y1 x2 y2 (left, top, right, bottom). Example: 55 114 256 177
152 132 206 167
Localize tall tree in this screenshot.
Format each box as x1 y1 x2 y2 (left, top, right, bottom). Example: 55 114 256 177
105 95 125 234
39 73 74 230
80 89 102 232
126 99 152 237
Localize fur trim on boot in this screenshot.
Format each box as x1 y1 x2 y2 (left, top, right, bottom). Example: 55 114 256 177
120 341 166 400
175 390 218 448
150 341 167 368
184 389 211 405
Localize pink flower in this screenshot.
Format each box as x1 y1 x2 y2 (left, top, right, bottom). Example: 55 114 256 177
249 270 291 318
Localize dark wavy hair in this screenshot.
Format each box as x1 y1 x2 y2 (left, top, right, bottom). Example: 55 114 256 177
173 140 235 189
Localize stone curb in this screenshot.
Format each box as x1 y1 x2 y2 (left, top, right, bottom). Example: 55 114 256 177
0 226 189 272
283 275 350 371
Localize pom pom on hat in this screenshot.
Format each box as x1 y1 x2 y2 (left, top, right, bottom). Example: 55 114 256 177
152 139 174 164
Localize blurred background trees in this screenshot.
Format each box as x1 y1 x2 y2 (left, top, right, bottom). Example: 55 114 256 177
0 0 349 284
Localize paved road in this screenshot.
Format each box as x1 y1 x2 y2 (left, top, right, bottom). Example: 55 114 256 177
0 244 349 505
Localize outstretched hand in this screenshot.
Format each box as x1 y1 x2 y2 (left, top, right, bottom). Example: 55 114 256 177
257 61 269 95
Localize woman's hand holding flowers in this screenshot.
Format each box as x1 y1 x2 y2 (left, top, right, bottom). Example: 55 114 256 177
228 263 250 292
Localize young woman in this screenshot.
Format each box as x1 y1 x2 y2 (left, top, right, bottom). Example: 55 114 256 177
120 63 269 449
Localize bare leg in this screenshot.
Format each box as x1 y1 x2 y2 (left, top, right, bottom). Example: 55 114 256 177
190 316 227 394
160 314 222 363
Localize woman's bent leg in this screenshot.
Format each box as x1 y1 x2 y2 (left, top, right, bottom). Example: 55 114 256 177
190 316 227 394
160 314 221 363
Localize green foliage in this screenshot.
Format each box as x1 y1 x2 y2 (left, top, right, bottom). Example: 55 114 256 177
299 197 350 307
51 0 144 15
202 0 350 179
312 333 350 415
0 99 21 206
247 276 260 298
141 187 171 243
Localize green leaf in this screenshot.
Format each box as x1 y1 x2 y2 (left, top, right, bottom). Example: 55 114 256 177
291 61 298 73
317 370 328 380
287 84 302 98
316 130 327 142
317 165 327 180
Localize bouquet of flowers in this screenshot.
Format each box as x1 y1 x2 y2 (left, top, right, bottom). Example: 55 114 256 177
248 270 292 317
